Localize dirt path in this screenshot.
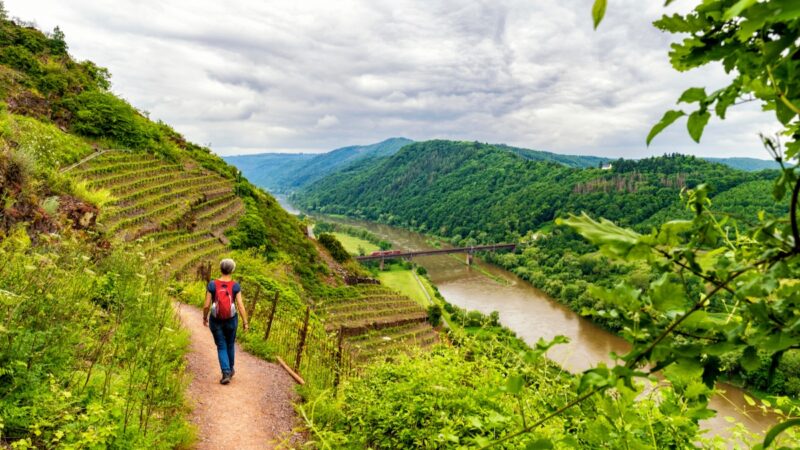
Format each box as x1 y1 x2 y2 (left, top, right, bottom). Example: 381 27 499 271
177 302 301 449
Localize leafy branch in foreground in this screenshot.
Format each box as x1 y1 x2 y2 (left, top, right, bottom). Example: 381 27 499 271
488 1 800 448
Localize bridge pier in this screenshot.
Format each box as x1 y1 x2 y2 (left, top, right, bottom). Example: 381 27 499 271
379 258 384 271
466 252 474 265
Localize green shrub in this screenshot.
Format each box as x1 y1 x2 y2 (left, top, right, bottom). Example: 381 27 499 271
0 45 39 73
427 304 442 326
0 228 193 448
317 233 350 263
63 91 154 149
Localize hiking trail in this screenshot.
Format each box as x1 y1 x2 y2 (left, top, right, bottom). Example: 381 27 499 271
177 302 302 449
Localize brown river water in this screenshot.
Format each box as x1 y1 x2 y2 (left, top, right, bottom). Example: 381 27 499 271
274 195 779 441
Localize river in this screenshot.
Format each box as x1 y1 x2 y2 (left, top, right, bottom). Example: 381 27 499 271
277 198 778 440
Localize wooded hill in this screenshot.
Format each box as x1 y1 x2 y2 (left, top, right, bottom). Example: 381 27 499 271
294 140 784 241
223 137 413 192
294 139 800 399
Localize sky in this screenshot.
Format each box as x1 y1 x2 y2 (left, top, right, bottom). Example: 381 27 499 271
6 0 780 159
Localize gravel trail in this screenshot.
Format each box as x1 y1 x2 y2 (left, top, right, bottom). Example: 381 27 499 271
177 302 301 449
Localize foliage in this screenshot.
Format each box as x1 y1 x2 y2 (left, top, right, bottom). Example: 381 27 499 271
426 304 442 326
0 229 192 448
314 220 391 250
295 142 781 242
543 1 800 447
317 232 351 263
62 91 156 150
301 326 711 449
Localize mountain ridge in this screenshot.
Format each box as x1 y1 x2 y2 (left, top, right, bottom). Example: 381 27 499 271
226 138 778 195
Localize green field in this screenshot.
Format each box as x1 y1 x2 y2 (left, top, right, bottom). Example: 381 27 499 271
378 268 433 307
331 232 380 255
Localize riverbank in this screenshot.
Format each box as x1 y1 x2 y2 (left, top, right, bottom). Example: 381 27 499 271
299 211 785 440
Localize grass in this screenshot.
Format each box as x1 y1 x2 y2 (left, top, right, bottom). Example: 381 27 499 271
331 232 379 255
378 267 432 307
447 254 512 286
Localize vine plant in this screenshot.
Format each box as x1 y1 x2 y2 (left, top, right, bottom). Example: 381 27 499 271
486 1 800 448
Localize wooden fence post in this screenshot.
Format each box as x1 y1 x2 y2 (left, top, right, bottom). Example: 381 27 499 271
264 291 279 341
294 306 311 371
334 326 345 387
247 284 261 319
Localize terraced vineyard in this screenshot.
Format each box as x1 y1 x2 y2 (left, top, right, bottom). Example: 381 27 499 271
317 284 439 362
67 150 243 277
68 151 438 365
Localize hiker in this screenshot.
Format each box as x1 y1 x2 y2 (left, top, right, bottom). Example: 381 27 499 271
203 258 250 385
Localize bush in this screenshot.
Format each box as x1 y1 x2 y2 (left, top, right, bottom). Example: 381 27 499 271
0 229 192 448
427 304 442 326
0 45 39 73
317 233 350 263
416 265 427 275
64 91 155 149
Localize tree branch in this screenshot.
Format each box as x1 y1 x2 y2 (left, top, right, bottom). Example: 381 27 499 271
791 176 800 251
478 387 603 449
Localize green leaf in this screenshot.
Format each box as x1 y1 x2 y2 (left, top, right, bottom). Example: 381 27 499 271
650 274 686 313
687 110 711 142
678 87 707 104
775 99 797 125
558 213 642 259
647 110 685 145
741 346 761 371
505 374 524 395
763 418 800 448
664 358 704 384
591 0 607 29
527 439 555 450
723 0 757 20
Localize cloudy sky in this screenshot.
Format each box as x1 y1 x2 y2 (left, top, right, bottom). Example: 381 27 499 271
7 0 779 158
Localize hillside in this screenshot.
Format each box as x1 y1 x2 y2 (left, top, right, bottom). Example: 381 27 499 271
294 140 782 240
222 152 314 191
226 137 778 197
294 139 800 402
0 14 440 448
703 156 781 171
223 137 413 192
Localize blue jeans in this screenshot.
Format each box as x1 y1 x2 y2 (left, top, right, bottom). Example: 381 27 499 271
209 314 238 375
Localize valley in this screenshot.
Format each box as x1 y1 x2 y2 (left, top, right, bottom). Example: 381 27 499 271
294 206 781 439
3 1 800 449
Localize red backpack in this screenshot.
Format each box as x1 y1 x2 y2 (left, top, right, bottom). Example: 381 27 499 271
213 279 236 319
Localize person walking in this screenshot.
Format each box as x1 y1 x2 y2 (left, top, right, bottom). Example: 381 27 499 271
203 258 250 385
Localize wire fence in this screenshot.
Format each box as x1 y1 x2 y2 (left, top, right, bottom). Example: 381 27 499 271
240 281 357 390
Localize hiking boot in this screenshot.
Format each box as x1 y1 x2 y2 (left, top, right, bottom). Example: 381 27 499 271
230 368 235 378
220 372 231 385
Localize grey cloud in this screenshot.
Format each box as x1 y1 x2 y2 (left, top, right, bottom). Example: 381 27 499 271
5 0 778 158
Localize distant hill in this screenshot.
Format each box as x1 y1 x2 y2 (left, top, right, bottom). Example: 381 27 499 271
702 157 779 171
294 140 783 240
223 137 413 192
497 144 611 168
223 153 315 191
286 137 414 189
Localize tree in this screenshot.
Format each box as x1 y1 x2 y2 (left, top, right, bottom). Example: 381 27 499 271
486 2 800 448
49 26 67 55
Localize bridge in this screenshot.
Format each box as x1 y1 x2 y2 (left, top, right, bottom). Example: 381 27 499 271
355 243 516 269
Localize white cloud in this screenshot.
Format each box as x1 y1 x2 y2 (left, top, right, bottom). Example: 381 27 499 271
6 0 778 158
316 114 340 128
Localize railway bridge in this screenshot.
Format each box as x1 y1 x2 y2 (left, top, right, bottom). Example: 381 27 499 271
355 243 516 270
